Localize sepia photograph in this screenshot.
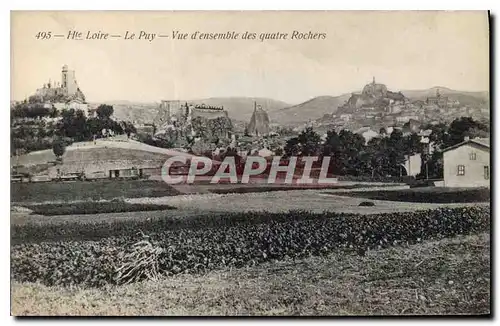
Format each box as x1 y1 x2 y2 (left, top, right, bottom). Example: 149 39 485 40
9 10 491 316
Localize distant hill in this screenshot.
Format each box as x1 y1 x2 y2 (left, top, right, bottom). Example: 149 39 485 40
97 88 489 127
99 97 290 125
401 87 489 107
269 87 489 126
269 95 351 126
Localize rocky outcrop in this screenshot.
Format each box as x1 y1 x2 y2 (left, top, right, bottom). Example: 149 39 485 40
247 105 270 136
341 78 407 112
155 103 233 145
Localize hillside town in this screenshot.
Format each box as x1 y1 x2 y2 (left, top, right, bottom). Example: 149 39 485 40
305 77 489 137
10 66 490 187
10 11 491 317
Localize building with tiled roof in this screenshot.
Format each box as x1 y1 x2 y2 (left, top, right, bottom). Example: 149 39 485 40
442 137 490 188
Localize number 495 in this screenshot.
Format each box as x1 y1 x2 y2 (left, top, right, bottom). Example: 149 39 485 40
35 32 52 40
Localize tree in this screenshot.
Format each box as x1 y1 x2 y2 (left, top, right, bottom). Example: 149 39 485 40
86 117 103 139
11 103 53 119
52 138 66 161
96 104 114 120
338 130 366 176
221 146 242 165
385 130 406 176
297 127 322 156
363 137 391 178
274 147 284 156
122 121 137 138
284 137 301 158
322 130 342 174
445 117 489 148
73 109 88 141
425 151 444 179
402 132 422 155
283 127 322 157
322 130 341 157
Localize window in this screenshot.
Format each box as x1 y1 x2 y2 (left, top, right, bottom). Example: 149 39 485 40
469 152 477 160
484 166 490 180
457 165 465 176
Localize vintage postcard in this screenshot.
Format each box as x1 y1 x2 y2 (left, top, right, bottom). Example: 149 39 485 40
10 11 490 316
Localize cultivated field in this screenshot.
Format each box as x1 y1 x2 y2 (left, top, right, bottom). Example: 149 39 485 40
12 233 490 316
10 181 491 316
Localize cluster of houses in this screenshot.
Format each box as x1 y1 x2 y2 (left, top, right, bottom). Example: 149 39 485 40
11 124 490 189
12 70 490 189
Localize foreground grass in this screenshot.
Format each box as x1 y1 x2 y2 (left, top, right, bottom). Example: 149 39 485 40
11 233 490 316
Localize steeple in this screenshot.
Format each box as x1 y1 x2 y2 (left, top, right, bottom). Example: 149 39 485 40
372 76 376 85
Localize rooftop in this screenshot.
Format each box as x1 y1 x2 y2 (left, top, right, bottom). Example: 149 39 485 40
442 137 490 153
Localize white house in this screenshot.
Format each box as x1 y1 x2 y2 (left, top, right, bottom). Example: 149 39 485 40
355 127 379 144
396 115 420 123
442 137 490 188
258 148 274 158
402 153 422 177
340 114 352 122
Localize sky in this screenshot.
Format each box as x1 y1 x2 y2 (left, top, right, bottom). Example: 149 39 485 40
11 11 489 105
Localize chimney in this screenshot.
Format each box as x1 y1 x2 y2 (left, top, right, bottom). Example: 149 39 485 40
464 136 470 141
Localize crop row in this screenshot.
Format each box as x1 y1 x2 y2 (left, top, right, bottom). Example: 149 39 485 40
23 201 176 216
336 188 490 203
12 209 362 244
11 206 490 287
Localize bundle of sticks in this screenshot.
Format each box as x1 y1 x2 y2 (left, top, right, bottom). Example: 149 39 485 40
114 233 164 285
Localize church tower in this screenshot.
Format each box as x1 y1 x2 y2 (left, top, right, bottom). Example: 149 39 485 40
61 65 68 90
61 64 77 96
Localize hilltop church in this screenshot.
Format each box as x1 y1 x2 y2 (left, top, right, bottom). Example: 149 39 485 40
341 77 407 111
29 65 89 115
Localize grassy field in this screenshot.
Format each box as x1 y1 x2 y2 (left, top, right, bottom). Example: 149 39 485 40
125 190 490 214
332 187 490 203
11 233 490 316
23 201 176 216
11 180 180 203
207 183 400 194
11 179 405 203
11 190 490 227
